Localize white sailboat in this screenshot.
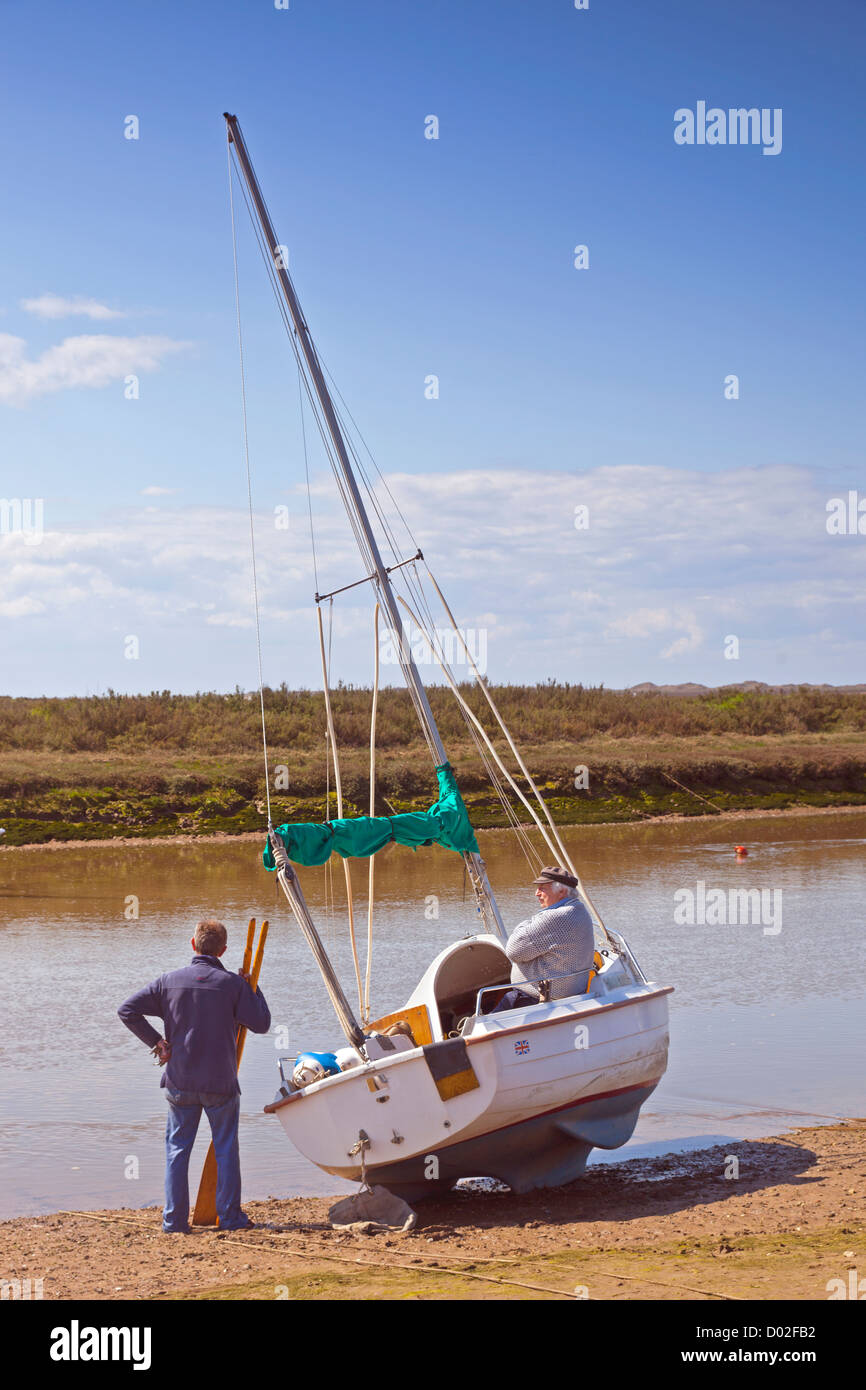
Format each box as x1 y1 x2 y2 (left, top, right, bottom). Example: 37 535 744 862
224 114 672 1201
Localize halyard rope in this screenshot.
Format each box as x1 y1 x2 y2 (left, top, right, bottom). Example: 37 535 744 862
317 603 364 1019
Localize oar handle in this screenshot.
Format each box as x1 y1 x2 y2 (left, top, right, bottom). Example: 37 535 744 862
250 920 268 990
241 917 256 978
235 921 268 1068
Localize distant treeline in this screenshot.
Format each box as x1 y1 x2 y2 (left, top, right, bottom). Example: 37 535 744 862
2 682 865 753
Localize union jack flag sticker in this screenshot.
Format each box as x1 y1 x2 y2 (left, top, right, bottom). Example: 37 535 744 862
514 1039 530 1055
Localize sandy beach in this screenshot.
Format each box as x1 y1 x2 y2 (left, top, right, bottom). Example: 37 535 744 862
3 1119 862 1301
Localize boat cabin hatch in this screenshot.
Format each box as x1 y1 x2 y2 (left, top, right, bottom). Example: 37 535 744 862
405 936 511 1040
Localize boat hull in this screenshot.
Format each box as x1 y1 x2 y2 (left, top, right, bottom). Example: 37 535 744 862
348 1079 659 1201
266 982 671 1198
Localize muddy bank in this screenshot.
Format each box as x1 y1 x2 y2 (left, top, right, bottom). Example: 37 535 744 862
2 1120 862 1301
4 799 866 856
2 731 866 847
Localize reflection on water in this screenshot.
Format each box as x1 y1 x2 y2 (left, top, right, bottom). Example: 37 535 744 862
1 811 864 1217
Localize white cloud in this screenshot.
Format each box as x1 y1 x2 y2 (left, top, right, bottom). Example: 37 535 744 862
140 486 179 496
0 595 45 617
0 333 192 405
1 464 865 692
205 612 254 628
20 294 125 321
606 607 703 658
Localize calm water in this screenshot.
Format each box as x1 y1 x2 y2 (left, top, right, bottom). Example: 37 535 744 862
1 811 864 1218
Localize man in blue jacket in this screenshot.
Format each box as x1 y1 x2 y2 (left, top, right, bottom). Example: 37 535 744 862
118 919 271 1234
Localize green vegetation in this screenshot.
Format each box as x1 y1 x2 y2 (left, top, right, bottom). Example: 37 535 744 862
1 684 865 845
3 681 865 753
175 1224 864 1300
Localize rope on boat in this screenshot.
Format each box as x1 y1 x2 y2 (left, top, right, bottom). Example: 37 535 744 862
394 591 616 947
423 567 586 873
401 564 611 943
267 830 366 1049
417 563 613 944
315 603 364 1023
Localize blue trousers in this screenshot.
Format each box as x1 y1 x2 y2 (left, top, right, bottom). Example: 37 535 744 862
485 987 538 1014
163 1088 248 1233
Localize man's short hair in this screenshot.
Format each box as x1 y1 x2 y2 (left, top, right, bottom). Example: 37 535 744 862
194 920 227 956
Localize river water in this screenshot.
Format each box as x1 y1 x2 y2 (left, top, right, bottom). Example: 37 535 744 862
1 811 863 1219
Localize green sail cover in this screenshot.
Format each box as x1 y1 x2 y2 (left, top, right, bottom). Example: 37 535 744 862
263 762 478 869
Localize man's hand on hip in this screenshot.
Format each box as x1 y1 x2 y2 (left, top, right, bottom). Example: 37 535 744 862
152 1039 172 1066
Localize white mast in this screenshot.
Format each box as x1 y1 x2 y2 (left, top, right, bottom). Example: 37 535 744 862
225 113 505 941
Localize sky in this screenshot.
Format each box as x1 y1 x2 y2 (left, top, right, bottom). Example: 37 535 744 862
1 0 864 697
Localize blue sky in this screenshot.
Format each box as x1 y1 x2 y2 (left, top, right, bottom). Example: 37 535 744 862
1 0 864 696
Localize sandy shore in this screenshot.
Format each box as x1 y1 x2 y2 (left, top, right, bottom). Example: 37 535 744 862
3 800 864 855
3 1120 862 1301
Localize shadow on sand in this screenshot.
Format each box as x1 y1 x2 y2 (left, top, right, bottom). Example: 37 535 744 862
418 1136 818 1229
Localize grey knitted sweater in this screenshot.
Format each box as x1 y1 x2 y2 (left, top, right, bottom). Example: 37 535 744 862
505 893 595 1000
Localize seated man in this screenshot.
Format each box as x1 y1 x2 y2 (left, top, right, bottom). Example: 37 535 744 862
487 866 595 1012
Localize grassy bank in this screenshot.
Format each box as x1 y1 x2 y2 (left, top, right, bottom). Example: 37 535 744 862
2 686 866 846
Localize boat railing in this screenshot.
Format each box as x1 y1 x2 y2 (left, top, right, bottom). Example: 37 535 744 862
604 929 647 983
473 967 594 1016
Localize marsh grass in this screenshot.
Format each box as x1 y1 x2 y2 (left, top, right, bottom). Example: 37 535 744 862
2 685 865 845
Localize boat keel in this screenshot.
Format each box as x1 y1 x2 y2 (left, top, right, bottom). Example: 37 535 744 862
353 1081 657 1202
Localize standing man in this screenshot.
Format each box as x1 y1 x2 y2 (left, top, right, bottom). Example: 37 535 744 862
118 919 271 1234
488 866 595 1012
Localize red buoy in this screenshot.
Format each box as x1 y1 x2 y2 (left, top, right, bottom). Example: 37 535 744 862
734 845 748 856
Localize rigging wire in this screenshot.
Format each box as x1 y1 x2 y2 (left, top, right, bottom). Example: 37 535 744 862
403 562 541 871
393 589 612 945
365 603 381 1021
317 602 365 1020
420 567 585 878
402 554 610 932
227 135 272 826
321 360 418 558
399 578 611 940
297 358 319 597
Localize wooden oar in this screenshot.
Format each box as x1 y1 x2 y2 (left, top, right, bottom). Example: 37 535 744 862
191 918 265 1226
239 917 256 982
236 920 268 1073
